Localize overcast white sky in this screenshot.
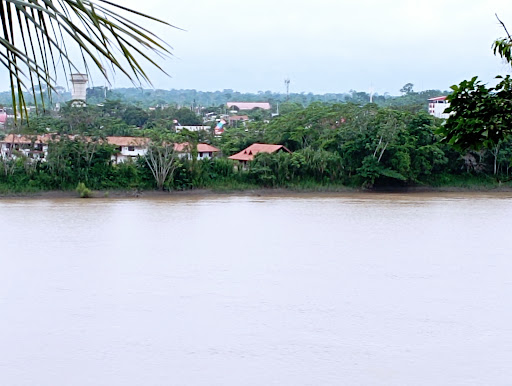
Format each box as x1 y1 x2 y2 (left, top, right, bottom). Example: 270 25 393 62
18 0 512 95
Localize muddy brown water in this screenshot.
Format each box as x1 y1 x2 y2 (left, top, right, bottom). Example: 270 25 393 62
1 193 511 385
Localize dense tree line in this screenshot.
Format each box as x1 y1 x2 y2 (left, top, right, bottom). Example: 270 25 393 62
1 99 510 193
0 84 448 116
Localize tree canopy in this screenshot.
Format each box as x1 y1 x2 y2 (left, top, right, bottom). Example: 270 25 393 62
438 16 512 152
438 75 512 151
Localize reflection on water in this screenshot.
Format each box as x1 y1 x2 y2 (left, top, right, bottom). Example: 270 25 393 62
1 193 512 386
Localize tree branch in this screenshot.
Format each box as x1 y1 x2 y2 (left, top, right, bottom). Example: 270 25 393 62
496 13 512 40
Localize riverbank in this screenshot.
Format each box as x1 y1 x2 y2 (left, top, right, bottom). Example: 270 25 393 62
2 183 512 199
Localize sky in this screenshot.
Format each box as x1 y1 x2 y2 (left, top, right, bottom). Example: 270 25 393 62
9 0 512 95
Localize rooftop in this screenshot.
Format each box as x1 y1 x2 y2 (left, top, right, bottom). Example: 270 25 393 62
227 102 271 111
428 96 448 101
174 142 220 153
228 143 291 161
106 136 149 147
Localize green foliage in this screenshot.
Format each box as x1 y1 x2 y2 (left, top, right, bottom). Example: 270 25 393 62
400 83 415 95
76 182 92 198
493 16 512 66
357 156 406 188
143 134 180 190
123 106 149 127
4 95 512 194
174 108 202 126
44 137 116 189
439 76 512 151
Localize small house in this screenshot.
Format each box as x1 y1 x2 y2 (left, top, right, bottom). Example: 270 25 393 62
174 142 220 160
0 134 51 161
228 143 291 168
428 96 450 119
107 136 149 163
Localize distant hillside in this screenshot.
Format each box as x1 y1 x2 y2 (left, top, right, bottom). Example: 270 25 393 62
0 86 449 112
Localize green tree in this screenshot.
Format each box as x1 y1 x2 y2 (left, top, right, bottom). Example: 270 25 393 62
400 83 414 95
144 134 179 190
123 106 149 127
437 75 512 174
175 108 202 126
436 16 512 176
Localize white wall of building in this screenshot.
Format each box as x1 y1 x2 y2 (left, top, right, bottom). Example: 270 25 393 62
0 143 48 160
112 146 147 163
177 151 215 160
71 73 88 101
429 100 451 119
198 151 214 160
175 125 211 132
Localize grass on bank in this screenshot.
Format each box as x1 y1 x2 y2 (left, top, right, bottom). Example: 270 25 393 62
3 173 512 196
421 173 512 189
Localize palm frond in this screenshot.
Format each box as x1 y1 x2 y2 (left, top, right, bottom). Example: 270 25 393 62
0 0 176 118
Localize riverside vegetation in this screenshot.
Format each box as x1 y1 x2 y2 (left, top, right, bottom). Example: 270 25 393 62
1 5 511 194
1 99 511 194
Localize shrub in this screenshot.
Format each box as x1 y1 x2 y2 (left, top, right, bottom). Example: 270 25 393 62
76 182 92 198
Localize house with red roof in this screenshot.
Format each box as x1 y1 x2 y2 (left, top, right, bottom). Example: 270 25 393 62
0 135 220 164
107 136 150 163
0 134 53 161
174 142 220 160
107 137 220 163
228 143 291 167
228 115 249 127
428 96 450 119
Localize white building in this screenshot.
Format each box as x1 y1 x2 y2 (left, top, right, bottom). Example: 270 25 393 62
428 96 450 119
71 73 88 102
175 125 211 132
106 137 220 163
0 134 220 164
174 142 220 160
0 134 51 161
107 136 149 163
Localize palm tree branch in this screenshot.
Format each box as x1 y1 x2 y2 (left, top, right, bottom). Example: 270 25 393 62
0 0 177 118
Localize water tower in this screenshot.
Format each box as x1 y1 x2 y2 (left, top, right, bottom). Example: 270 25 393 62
70 73 88 103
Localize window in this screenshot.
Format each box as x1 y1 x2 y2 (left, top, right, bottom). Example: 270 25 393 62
128 146 135 151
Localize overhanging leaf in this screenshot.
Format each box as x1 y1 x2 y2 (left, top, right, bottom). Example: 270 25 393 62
0 0 178 120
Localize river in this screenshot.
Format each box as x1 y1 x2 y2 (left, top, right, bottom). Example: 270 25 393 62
1 193 511 385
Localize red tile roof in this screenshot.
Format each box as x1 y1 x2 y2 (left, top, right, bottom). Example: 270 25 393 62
174 142 220 153
428 96 448 101
173 142 192 152
1 134 53 144
106 136 149 147
197 143 220 153
228 143 291 161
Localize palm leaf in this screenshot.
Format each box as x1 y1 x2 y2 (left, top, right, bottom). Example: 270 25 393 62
0 0 176 119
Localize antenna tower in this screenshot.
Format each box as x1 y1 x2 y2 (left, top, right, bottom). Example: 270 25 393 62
284 78 290 101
